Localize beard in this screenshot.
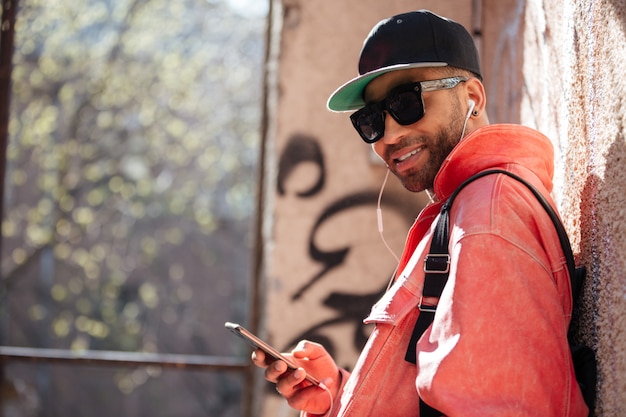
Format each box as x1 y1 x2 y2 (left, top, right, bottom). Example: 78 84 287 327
390 105 465 193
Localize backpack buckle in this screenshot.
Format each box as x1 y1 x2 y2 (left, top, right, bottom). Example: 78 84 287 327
418 296 438 313
423 254 450 274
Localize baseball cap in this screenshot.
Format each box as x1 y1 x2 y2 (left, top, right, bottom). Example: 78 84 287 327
327 10 482 112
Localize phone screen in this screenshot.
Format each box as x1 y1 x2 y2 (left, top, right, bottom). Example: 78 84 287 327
224 321 320 385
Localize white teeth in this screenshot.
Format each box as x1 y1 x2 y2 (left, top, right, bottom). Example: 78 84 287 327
397 148 420 162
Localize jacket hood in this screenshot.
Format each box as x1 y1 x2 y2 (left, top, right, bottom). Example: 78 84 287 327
433 124 555 200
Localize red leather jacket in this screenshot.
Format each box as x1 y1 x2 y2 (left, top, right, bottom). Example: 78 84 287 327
310 124 589 417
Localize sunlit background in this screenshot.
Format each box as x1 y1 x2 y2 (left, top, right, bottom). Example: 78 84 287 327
0 0 268 415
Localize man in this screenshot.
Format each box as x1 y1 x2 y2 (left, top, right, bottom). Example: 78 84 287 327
253 10 589 416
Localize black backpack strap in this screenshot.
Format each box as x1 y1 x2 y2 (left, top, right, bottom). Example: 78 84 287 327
405 169 586 415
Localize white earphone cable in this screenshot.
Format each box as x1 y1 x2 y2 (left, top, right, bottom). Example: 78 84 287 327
376 169 401 292
376 169 401 265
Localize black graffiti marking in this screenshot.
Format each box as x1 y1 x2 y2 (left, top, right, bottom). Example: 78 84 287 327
273 131 422 374
276 133 325 197
284 287 386 359
291 190 413 300
291 191 373 300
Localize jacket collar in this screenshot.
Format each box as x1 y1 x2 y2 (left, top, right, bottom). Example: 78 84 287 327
433 124 555 201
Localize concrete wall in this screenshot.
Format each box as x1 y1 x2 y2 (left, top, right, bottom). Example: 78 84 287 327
258 0 626 415
498 0 626 417
481 1 626 415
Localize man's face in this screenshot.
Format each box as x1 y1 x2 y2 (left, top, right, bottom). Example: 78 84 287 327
363 68 465 193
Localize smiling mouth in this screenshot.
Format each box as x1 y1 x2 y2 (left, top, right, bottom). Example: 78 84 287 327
395 146 424 163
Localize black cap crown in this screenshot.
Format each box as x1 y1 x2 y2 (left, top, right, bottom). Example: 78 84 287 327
328 10 481 111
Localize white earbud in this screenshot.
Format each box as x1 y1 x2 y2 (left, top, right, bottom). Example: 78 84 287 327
466 99 476 119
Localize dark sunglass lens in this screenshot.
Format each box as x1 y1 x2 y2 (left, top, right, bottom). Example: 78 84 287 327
351 107 384 143
387 89 424 125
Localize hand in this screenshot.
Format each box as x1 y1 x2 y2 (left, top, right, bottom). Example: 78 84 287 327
252 340 340 414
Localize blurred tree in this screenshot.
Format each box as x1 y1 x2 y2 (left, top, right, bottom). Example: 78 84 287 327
1 0 266 415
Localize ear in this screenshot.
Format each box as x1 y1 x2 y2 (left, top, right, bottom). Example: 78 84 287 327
464 77 486 117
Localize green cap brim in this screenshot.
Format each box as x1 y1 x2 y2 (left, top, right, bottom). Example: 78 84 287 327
326 62 447 112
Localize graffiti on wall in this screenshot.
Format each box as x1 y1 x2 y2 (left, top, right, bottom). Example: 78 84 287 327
276 132 421 360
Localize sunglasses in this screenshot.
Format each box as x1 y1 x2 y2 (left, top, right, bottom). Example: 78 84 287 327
350 76 468 143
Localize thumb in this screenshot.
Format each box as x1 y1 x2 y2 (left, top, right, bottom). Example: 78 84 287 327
292 340 327 360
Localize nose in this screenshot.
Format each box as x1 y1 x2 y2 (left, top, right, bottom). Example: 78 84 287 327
372 112 407 159
379 111 409 145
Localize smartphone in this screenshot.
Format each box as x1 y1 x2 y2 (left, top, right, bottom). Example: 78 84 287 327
224 321 320 385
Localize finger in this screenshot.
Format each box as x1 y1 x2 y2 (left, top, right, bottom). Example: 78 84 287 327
264 359 288 383
251 349 266 367
275 367 307 397
284 379 332 414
